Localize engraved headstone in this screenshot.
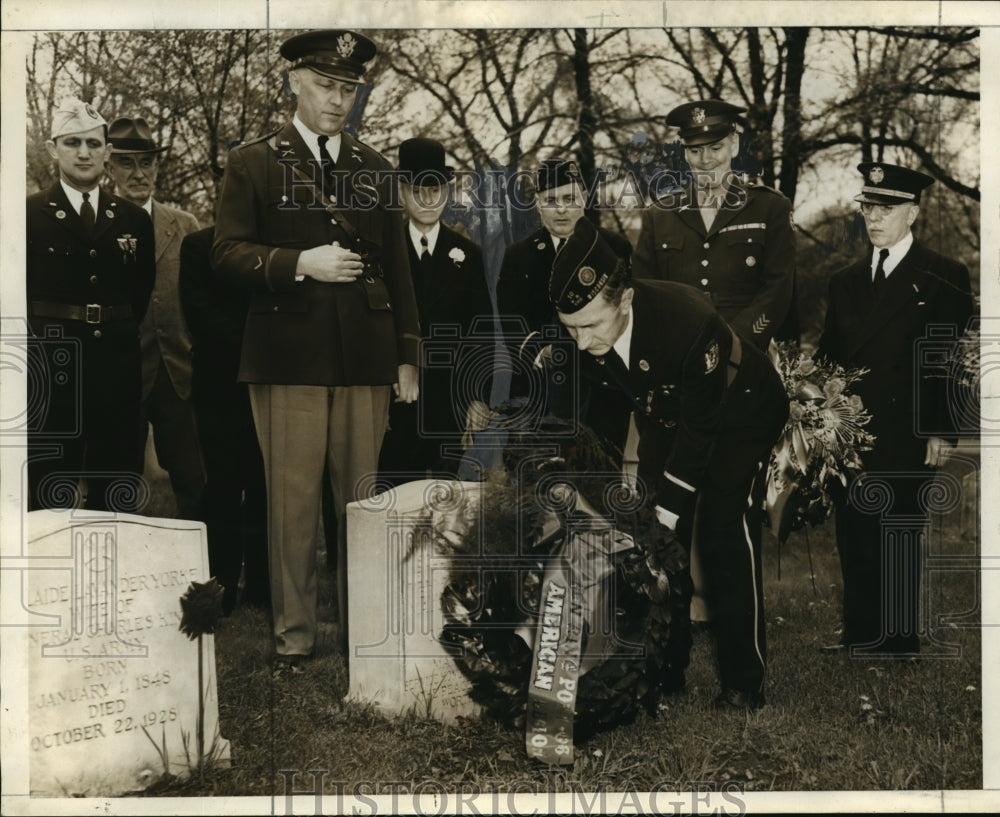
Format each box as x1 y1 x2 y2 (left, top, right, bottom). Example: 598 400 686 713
25 510 230 796
347 480 481 724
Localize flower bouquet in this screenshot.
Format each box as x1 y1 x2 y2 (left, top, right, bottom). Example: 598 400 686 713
765 342 876 546
422 423 678 765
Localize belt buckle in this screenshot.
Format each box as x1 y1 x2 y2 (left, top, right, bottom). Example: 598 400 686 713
85 304 101 324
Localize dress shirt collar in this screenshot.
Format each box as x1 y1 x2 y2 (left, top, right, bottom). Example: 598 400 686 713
409 221 441 256
292 114 341 164
871 231 913 279
612 305 634 369
60 180 100 215
549 233 563 254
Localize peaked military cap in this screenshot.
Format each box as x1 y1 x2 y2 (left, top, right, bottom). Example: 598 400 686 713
854 162 934 205
280 29 377 85
108 117 167 154
536 158 582 193
666 99 746 147
549 216 623 314
51 98 107 140
398 137 454 187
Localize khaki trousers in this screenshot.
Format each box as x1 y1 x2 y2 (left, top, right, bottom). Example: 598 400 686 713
250 383 391 656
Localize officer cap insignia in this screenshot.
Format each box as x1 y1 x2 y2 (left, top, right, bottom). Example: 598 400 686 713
578 266 596 286
337 32 358 58
705 341 720 373
869 166 884 184
692 107 706 124
85 103 99 119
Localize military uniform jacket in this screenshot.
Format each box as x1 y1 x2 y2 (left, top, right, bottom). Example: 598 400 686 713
578 280 787 522
497 225 632 335
211 121 421 386
408 224 494 430
632 179 794 349
817 239 973 473
27 182 155 343
140 200 200 400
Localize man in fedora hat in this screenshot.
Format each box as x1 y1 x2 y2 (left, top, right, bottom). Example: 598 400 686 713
550 216 788 709
377 137 494 485
26 98 155 511
106 116 204 521
818 162 973 657
212 29 420 671
633 99 796 351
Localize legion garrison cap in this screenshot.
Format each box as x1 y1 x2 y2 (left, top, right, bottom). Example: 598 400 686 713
108 117 167 154
665 99 746 147
280 29 377 85
51 98 107 140
549 216 623 314
398 137 455 187
536 158 582 193
854 162 934 205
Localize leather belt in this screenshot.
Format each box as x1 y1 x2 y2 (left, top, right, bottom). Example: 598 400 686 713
726 329 742 388
30 302 134 324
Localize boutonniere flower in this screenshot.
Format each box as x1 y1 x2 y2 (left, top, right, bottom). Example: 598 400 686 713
448 247 465 266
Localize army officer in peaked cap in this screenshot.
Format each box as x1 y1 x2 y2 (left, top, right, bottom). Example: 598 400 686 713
212 29 421 672
551 217 788 709
633 99 796 350
818 162 973 656
26 98 156 512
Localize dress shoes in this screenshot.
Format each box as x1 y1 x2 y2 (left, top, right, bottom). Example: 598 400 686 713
714 688 765 711
271 653 311 677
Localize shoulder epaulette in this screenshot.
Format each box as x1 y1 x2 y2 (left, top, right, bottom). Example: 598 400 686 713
236 127 282 149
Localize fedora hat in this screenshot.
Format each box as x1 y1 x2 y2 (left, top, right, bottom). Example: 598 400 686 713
108 117 167 154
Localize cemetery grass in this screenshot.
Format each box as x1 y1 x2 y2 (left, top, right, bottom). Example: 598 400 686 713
143 463 982 796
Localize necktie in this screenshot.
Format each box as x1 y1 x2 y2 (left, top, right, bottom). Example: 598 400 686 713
873 248 889 293
317 135 336 192
80 191 96 233
419 235 431 263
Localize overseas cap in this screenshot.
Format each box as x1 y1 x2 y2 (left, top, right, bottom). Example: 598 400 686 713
398 137 454 187
536 158 582 193
855 162 934 205
108 117 167 154
665 99 746 147
280 29 377 85
549 217 623 314
51 98 107 140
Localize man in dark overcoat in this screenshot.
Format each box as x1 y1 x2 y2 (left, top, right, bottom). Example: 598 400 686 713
632 100 795 350
551 217 788 709
179 226 269 615
818 162 973 656
26 98 155 512
212 30 421 669
377 137 494 485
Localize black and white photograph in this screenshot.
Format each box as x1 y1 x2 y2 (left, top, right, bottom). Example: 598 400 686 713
1 1 997 814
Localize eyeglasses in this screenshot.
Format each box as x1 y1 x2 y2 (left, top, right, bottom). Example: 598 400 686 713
859 203 898 218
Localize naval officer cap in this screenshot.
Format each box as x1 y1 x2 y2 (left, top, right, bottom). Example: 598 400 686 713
855 162 934 205
549 216 625 314
666 99 746 147
536 158 583 193
51 98 107 140
280 29 377 85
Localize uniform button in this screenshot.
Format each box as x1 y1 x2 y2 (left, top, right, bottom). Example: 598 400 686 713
93 329 102 339
89 249 97 258
48 247 55 254
273 306 279 312
661 242 668 249
89 275 98 284
703 242 710 249
701 278 709 286
701 259 709 267
665 420 677 428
